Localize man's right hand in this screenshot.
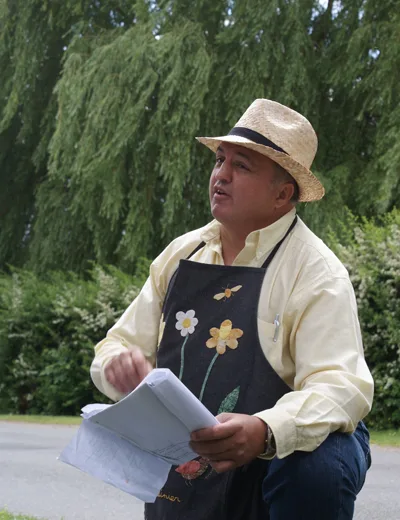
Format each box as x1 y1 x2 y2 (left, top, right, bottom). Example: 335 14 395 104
104 349 153 394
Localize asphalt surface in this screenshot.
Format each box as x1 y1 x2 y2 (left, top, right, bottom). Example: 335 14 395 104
1 422 399 519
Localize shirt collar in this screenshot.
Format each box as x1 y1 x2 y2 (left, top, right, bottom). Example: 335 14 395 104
200 208 297 265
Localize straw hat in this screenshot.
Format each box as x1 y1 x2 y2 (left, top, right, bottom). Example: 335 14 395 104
197 99 324 202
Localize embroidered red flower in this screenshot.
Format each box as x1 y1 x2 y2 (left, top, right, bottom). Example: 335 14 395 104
175 458 209 480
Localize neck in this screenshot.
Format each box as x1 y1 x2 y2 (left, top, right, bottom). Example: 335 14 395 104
219 207 294 265
220 226 247 265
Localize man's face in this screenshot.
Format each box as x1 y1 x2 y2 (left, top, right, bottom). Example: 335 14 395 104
209 143 287 231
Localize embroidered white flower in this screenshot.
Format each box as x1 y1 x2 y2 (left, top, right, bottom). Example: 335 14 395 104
175 310 198 337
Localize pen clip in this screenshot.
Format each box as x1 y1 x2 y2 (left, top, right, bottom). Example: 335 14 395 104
273 314 280 343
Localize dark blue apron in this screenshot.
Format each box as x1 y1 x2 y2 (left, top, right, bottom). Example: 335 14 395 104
145 218 297 519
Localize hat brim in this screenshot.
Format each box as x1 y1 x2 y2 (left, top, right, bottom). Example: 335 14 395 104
196 135 325 202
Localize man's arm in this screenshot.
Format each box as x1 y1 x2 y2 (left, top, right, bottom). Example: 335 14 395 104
90 267 163 401
255 275 374 459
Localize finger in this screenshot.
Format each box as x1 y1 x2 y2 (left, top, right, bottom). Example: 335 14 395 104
104 364 118 388
125 353 147 387
210 460 236 473
106 364 129 393
195 449 235 462
209 446 247 462
118 350 152 391
193 443 246 463
191 437 236 456
215 413 235 423
130 350 152 381
109 354 137 393
105 351 147 394
104 358 126 392
120 353 143 390
111 360 134 393
191 420 240 442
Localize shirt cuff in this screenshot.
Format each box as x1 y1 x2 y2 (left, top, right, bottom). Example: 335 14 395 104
254 408 297 459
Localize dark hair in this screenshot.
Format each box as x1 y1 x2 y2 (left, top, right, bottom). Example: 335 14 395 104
273 163 300 204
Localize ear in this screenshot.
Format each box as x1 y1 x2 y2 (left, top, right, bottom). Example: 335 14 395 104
275 182 295 208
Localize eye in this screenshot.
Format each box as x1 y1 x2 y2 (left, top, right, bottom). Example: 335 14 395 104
235 162 249 171
215 157 224 166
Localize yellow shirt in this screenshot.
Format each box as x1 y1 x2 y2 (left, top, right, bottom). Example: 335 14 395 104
91 208 374 459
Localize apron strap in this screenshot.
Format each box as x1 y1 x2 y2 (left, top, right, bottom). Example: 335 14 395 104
261 216 298 269
162 241 206 314
186 241 206 259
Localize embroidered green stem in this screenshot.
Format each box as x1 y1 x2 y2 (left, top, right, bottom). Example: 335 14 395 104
178 334 190 380
199 352 219 402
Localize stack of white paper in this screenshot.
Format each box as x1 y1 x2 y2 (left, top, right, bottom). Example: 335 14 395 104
59 368 218 502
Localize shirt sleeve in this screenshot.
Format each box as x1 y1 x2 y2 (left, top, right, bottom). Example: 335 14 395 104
90 227 206 402
255 275 374 459
90 262 164 402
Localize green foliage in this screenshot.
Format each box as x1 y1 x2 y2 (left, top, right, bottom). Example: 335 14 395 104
30 20 211 272
1 0 400 272
0 263 147 415
0 510 45 520
329 209 400 429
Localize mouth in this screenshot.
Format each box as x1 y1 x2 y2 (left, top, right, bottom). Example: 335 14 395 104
213 186 230 197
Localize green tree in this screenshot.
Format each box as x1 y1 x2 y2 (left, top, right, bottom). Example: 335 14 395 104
0 0 399 273
0 0 136 270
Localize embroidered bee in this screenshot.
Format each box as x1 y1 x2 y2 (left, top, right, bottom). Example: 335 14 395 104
213 285 242 301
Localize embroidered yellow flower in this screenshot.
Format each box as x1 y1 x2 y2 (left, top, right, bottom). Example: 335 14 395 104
206 319 243 355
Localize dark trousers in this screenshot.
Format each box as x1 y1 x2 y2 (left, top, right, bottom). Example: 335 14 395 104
262 422 371 520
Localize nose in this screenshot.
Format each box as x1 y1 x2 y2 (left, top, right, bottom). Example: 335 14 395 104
214 158 232 183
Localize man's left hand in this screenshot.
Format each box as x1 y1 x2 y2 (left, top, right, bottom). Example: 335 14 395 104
190 413 268 473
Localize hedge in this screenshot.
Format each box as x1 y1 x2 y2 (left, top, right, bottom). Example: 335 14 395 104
329 209 400 428
0 263 147 415
0 211 399 428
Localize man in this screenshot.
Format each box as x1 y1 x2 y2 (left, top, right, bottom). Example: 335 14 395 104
91 99 373 519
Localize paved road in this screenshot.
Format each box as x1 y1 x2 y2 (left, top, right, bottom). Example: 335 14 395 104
1 422 399 519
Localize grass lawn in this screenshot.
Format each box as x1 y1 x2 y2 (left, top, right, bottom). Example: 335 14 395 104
370 429 400 447
0 510 45 520
1 414 399 446
0 414 81 425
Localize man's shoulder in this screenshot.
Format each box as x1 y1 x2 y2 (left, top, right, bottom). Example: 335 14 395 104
152 222 214 266
165 223 212 255
289 218 349 280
